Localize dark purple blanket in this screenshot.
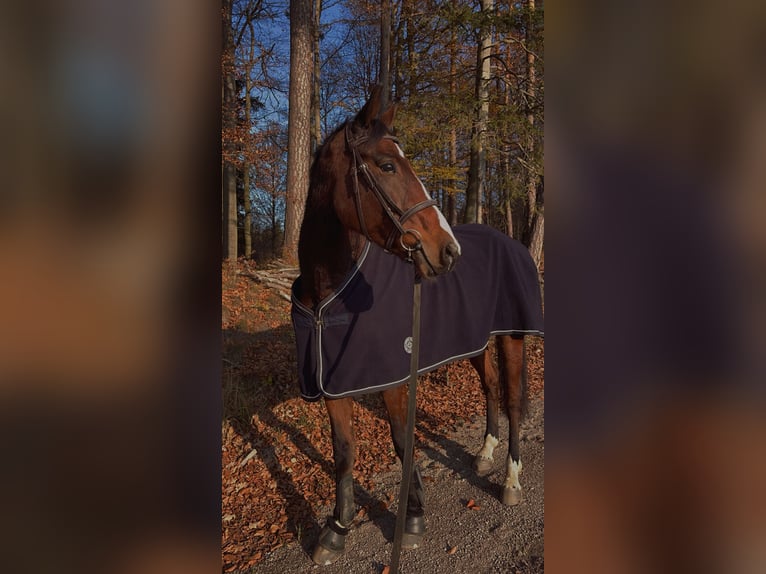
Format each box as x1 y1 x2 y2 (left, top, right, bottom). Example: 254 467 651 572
291 224 544 401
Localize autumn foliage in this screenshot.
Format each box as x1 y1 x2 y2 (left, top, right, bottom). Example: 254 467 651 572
221 260 543 570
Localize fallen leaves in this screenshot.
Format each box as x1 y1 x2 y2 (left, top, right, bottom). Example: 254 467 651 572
221 260 545 572
466 498 481 511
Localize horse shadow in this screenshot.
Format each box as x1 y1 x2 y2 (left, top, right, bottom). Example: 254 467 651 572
223 314 504 561
223 323 398 557
414 390 503 500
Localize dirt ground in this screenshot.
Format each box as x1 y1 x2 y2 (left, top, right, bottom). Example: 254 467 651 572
221 261 544 573
254 397 544 573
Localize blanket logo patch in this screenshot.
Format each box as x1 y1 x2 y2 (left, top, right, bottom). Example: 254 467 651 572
403 336 413 354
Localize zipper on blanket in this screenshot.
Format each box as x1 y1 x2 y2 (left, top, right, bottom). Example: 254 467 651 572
315 311 324 395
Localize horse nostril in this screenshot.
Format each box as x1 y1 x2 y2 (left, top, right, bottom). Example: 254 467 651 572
442 241 460 271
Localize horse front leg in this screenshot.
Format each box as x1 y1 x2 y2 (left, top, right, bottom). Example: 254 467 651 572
470 347 501 476
382 385 426 549
498 335 526 506
312 397 356 566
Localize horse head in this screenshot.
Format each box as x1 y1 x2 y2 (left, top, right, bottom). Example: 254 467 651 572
331 87 461 278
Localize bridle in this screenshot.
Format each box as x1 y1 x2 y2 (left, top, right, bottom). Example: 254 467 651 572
344 122 437 262
345 121 430 574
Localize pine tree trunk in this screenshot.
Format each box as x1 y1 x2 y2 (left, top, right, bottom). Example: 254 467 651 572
524 0 538 234
465 0 493 224
283 0 313 262
503 26 514 238
448 27 458 227
528 208 544 271
222 0 238 261
311 0 323 153
379 0 391 108
243 167 252 258
243 46 254 259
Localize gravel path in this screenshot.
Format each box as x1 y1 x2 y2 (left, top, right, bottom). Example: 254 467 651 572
252 396 544 573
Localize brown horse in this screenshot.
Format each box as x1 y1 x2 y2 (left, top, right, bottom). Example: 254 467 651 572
291 87 542 566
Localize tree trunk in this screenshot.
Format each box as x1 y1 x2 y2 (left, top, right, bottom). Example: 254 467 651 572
243 166 252 258
447 25 458 227
406 1 417 98
222 0 238 261
283 0 313 261
379 0 391 108
528 207 544 271
311 0 323 153
465 0 493 224
271 185 278 255
448 129 458 226
524 0 538 234
242 36 255 259
503 26 514 238
392 9 404 100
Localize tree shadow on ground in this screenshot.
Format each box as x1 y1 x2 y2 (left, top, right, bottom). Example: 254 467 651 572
223 324 327 553
222 324 396 560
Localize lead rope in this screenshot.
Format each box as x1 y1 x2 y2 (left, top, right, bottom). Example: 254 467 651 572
389 272 422 574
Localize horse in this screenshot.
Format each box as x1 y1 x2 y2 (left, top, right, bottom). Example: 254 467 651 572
290 86 544 566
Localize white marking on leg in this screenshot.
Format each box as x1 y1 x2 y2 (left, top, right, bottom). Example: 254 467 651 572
504 457 523 491
477 433 499 460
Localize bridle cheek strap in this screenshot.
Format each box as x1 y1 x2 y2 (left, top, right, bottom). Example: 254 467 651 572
345 123 437 259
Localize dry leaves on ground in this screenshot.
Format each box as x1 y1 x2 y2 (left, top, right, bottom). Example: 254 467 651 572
221 260 544 572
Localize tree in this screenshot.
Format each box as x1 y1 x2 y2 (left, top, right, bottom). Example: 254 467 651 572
222 0 239 261
283 0 314 261
379 0 392 108
524 0 543 269
311 0 323 152
252 123 287 257
241 21 258 258
221 0 543 264
465 0 493 224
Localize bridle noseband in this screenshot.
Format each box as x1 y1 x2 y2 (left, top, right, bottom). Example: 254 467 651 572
345 123 437 262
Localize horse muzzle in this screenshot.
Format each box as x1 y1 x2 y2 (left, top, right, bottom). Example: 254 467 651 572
412 238 460 278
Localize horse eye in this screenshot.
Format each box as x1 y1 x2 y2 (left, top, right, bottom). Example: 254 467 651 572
380 162 396 173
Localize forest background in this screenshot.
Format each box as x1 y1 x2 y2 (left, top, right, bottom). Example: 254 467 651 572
221 0 543 266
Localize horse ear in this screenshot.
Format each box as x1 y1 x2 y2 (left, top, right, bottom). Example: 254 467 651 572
379 103 397 130
354 85 382 127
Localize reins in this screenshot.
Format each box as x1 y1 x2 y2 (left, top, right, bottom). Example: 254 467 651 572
344 122 426 572
389 274 421 574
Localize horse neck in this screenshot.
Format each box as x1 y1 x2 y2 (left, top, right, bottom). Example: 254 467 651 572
298 205 365 308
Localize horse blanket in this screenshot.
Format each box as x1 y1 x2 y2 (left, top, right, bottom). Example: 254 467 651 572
291 224 544 401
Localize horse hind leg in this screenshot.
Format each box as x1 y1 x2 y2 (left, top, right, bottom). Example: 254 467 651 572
312 397 356 566
382 385 426 549
498 334 526 506
470 347 501 476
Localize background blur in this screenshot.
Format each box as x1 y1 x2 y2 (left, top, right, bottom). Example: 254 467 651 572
1 0 765 573
547 0 766 572
0 1 220 573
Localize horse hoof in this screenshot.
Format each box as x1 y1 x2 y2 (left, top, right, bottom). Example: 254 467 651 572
312 521 348 565
402 531 424 549
501 486 523 506
402 514 425 549
473 456 493 476
312 544 343 566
